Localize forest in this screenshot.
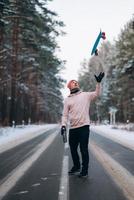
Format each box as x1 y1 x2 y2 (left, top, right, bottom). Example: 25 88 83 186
78 17 134 123
0 0 65 126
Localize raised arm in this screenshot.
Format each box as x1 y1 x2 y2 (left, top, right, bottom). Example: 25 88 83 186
89 72 105 101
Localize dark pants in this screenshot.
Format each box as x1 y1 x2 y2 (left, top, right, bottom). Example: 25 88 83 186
69 125 90 173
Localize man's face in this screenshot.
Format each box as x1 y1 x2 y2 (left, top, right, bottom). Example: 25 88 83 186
70 80 79 90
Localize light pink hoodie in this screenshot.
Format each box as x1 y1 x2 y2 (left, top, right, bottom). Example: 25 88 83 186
61 83 101 129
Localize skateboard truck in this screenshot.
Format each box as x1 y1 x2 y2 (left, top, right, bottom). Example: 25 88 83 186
95 49 98 56
101 32 106 40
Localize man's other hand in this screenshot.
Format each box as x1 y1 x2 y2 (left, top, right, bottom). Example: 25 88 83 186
61 126 66 135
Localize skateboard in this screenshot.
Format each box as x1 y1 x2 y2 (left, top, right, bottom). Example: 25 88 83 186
91 30 106 56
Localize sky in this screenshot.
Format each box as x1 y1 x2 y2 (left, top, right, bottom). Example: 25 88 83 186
47 0 134 96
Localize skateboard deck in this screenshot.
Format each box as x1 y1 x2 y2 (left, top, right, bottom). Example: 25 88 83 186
91 30 106 56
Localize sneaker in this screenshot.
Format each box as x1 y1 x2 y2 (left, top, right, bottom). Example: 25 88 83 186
78 171 88 178
68 167 80 175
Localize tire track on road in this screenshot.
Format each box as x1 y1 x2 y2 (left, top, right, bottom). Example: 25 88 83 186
0 130 58 200
90 142 134 200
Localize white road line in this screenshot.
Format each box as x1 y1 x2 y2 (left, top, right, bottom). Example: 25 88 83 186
65 142 69 149
58 143 69 200
90 142 134 200
0 131 58 200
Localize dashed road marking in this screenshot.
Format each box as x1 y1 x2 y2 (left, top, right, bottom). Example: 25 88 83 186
31 183 40 187
58 143 69 200
15 190 29 195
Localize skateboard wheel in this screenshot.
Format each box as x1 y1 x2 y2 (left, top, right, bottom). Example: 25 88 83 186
95 49 98 56
101 32 106 39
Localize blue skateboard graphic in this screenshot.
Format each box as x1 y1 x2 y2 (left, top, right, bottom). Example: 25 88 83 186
91 30 106 56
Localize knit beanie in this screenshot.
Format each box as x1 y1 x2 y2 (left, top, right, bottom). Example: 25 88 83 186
67 80 77 89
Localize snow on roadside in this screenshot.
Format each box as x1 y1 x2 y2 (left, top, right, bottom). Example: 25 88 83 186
0 124 134 153
0 124 59 153
91 125 134 151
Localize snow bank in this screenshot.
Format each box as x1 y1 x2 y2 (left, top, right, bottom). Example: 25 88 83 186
91 125 134 151
0 124 133 153
0 124 59 153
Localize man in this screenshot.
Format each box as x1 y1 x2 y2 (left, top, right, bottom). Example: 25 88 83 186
61 72 104 178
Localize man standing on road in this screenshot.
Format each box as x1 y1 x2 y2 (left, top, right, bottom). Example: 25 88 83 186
61 72 104 178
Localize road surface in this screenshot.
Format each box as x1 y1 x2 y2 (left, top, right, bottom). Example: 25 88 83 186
0 125 133 200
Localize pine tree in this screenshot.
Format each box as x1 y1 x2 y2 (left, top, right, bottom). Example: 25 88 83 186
0 0 11 125
113 18 134 122
0 0 65 125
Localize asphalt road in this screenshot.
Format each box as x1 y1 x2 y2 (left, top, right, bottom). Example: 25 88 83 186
0 126 133 200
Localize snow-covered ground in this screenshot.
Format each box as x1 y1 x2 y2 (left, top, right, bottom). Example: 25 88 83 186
0 124 59 153
91 125 134 151
0 124 133 153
